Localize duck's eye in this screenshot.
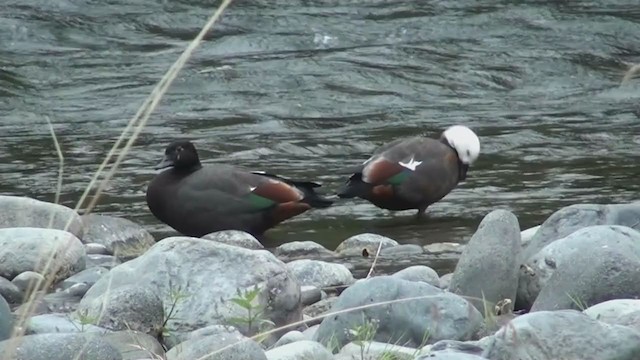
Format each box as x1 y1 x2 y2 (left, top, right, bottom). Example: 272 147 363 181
466 149 471 157
177 146 183 152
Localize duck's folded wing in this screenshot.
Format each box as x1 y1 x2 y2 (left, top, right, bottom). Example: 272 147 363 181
178 167 304 214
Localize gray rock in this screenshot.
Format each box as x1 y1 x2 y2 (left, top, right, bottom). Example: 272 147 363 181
274 241 335 258
0 195 84 239
339 341 424 359
429 339 486 356
521 203 640 263
272 330 306 348
86 254 122 269
584 298 640 320
482 309 640 360
335 233 399 255
520 225 640 311
391 265 440 287
26 313 108 334
313 276 483 349
301 285 322 306
0 276 23 304
162 324 239 350
202 230 264 249
166 325 266 360
77 284 164 336
103 330 166 360
303 297 338 326
0 227 86 282
265 340 332 360
0 333 122 360
66 282 91 297
439 273 453 290
59 267 109 291
380 244 424 256
80 237 301 339
286 259 354 289
0 295 12 341
449 209 521 313
14 291 76 317
81 214 155 259
417 352 487 359
302 324 319 340
12 271 45 297
584 299 640 333
520 225 540 245
423 242 465 255
85 243 111 255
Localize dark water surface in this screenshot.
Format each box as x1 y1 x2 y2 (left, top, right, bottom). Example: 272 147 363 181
2 0 640 250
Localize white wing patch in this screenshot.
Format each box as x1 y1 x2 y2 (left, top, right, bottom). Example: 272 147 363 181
249 186 257 192
399 157 422 171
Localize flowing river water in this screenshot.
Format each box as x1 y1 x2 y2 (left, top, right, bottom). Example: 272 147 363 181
2 0 640 251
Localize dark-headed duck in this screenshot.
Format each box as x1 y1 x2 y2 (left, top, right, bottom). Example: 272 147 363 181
337 125 480 217
146 141 333 238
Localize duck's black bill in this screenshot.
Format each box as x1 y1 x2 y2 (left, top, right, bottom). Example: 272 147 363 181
459 163 469 181
155 156 174 170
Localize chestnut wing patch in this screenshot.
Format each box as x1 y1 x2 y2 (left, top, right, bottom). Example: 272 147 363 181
247 179 303 210
362 157 415 185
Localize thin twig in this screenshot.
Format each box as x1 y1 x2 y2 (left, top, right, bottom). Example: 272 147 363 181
621 63 640 86
366 241 383 278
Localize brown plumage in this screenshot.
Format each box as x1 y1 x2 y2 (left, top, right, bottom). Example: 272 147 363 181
146 141 333 238
337 125 481 216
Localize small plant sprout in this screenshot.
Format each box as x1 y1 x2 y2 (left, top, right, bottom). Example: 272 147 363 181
72 308 99 332
227 285 275 341
567 292 589 311
161 282 190 345
347 316 380 359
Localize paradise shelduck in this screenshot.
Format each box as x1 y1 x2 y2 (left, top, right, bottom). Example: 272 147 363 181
146 140 334 238
336 125 481 217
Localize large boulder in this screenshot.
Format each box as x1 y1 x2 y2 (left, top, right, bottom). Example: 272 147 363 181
584 299 640 333
449 209 521 313
313 276 482 350
0 195 84 239
80 237 301 339
265 340 333 360
0 333 122 360
335 233 399 255
202 230 264 250
481 310 640 360
0 296 12 341
391 265 440 288
0 227 85 282
520 203 640 262
80 214 156 259
517 225 640 311
166 325 266 360
77 284 164 336
285 260 354 289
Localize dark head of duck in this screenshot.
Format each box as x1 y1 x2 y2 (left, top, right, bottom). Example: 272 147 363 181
155 140 202 172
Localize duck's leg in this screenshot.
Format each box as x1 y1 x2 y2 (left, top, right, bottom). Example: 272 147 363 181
416 206 428 219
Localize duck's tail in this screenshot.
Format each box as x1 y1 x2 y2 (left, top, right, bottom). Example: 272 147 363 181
251 171 334 209
336 173 371 199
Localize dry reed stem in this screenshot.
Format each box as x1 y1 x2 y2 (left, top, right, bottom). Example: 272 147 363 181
74 1 235 359
365 241 383 279
194 293 495 360
82 0 235 215
5 1 235 358
621 63 640 86
3 116 69 360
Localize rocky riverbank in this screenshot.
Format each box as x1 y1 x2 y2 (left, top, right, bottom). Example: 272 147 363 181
0 194 639 359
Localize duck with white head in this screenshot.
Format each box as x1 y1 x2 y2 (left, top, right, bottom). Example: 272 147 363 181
337 124 481 217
